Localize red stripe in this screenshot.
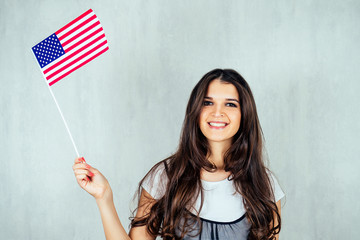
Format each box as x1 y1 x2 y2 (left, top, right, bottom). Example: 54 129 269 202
65 26 103 53
48 46 109 86
55 9 93 35
44 33 106 75
58 14 97 41
46 40 108 81
61 22 101 48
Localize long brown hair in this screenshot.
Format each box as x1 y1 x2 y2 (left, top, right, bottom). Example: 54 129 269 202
131 69 281 239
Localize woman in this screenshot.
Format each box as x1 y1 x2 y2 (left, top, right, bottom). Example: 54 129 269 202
73 69 284 240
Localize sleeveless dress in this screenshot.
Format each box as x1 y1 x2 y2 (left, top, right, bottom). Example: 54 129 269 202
142 163 285 240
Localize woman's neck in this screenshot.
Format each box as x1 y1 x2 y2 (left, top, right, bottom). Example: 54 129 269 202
206 140 232 169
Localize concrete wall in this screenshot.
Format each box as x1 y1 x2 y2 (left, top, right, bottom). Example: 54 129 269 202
1 0 359 239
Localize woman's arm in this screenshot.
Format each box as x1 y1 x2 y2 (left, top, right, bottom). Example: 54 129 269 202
96 192 131 240
73 157 155 240
273 200 281 240
129 189 157 239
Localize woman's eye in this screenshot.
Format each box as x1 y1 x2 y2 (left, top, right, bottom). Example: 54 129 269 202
203 101 213 106
226 102 237 107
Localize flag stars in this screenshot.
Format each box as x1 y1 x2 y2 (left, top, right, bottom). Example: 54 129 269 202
33 33 65 68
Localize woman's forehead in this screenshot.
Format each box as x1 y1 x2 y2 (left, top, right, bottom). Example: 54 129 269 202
205 79 239 100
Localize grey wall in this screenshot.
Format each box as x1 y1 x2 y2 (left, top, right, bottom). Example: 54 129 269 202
1 0 359 239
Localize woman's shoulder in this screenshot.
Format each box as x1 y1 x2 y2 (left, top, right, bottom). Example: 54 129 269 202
266 169 285 202
141 160 169 199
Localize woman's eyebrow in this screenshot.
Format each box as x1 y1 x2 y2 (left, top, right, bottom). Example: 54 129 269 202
204 96 239 103
226 98 240 103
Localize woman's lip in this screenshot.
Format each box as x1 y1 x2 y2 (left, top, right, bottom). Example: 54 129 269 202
207 121 228 124
207 122 228 129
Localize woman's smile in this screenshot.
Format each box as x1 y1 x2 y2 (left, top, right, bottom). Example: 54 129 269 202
199 79 241 144
208 121 229 129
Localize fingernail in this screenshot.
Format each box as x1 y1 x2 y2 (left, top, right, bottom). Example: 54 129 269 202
86 177 90 181
81 157 86 163
89 172 94 177
85 164 90 169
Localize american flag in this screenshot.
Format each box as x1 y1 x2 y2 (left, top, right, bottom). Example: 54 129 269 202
32 9 109 86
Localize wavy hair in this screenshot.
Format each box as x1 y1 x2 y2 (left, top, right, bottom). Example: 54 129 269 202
131 69 281 239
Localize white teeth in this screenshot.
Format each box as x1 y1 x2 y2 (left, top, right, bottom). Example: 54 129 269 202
209 122 226 127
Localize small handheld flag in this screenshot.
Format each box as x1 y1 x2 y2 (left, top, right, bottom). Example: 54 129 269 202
32 9 109 157
32 9 109 86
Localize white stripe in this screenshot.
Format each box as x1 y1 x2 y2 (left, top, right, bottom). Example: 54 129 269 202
56 11 95 38
59 18 99 45
61 22 102 51
42 30 105 73
45 42 108 82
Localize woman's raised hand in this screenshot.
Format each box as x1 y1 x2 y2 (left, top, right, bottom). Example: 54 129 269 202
72 157 113 201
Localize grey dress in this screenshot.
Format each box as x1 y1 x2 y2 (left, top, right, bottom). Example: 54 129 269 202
183 213 250 240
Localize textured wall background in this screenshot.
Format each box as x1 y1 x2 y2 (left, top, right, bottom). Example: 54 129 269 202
1 0 359 239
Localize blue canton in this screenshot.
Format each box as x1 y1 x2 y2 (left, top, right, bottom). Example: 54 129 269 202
32 34 65 68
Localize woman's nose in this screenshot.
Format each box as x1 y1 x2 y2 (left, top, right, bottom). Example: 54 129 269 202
212 105 224 117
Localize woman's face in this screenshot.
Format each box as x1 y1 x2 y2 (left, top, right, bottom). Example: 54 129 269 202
199 79 241 146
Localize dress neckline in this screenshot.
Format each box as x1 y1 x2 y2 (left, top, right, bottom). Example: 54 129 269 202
200 177 231 183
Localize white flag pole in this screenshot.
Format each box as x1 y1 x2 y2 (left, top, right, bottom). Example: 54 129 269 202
32 51 80 157
45 81 80 157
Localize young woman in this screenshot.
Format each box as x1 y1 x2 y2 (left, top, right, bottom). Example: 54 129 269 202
73 69 284 240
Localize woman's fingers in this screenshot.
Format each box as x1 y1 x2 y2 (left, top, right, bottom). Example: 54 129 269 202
74 169 94 177
73 164 97 177
73 157 94 182
74 157 86 164
75 173 89 181
72 162 90 171
85 164 98 174
74 171 92 181
73 156 94 173
72 157 111 200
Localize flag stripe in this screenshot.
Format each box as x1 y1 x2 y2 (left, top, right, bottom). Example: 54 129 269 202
58 14 97 41
61 21 101 48
64 27 103 53
44 34 106 75
47 43 108 82
56 12 95 40
55 9 93 35
46 40 108 80
42 30 105 73
46 43 108 82
60 18 99 51
49 46 109 86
